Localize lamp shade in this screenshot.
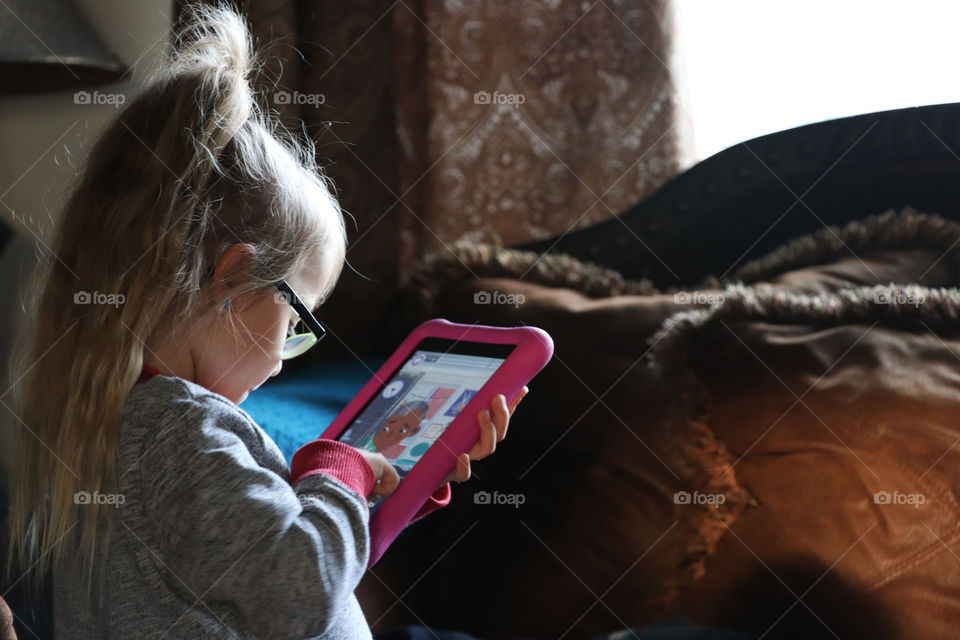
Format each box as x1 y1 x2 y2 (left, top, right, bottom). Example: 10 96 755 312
0 0 128 94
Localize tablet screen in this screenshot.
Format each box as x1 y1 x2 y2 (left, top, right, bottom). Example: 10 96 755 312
336 338 515 511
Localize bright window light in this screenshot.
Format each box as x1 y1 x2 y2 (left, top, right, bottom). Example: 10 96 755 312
673 1 960 160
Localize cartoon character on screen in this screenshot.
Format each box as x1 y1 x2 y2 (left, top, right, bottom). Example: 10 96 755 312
362 400 429 459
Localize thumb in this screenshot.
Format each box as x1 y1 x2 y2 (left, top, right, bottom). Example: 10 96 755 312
372 461 400 496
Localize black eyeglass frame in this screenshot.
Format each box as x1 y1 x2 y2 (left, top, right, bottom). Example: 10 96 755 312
274 279 327 349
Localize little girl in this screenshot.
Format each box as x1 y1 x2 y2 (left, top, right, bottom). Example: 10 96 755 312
0 4 526 638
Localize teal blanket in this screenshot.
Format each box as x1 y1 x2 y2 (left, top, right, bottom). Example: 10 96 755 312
240 357 386 463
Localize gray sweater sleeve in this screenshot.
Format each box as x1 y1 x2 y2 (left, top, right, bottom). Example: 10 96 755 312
132 387 370 639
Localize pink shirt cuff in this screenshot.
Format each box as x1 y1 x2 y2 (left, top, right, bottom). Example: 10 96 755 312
290 439 376 499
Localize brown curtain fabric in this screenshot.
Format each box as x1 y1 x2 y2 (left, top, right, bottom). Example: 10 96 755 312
173 0 692 359
394 0 693 279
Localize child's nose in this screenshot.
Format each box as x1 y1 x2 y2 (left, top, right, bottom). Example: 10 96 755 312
272 361 282 377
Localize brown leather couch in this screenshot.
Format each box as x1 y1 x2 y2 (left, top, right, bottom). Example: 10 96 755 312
358 209 960 639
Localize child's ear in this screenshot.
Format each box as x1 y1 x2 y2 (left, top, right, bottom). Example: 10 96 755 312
211 243 257 304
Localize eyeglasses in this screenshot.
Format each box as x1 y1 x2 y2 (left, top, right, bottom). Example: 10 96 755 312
274 279 327 359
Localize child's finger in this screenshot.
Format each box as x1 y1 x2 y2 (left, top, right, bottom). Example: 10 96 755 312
373 463 400 496
443 453 471 485
491 394 510 441
507 386 529 415
470 408 496 460
456 453 471 482
465 413 488 460
481 407 497 455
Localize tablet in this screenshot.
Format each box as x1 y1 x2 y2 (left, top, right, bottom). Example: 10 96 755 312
319 318 554 567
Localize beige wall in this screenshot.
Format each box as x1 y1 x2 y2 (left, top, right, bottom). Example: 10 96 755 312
0 0 173 240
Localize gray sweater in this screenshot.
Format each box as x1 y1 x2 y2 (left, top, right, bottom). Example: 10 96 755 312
54 374 374 639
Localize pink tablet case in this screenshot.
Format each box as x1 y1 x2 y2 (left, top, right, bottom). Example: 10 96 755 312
319 318 554 567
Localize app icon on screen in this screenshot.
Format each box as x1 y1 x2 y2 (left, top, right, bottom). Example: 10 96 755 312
382 380 404 399
445 389 477 417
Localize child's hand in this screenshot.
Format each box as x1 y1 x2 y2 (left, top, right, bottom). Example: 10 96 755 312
356 449 400 498
442 386 529 486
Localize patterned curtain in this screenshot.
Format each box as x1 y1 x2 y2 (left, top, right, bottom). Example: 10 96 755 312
174 0 693 359
394 0 693 278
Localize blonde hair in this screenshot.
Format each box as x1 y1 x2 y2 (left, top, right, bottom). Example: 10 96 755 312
1 2 345 592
